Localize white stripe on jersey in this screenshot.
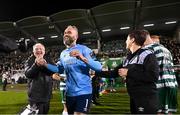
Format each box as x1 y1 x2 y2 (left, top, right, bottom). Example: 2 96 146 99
156 81 178 88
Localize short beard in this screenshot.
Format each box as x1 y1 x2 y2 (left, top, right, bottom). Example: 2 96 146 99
63 36 75 47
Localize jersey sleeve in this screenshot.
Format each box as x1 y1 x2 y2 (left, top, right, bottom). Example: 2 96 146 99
82 46 102 72
47 58 64 74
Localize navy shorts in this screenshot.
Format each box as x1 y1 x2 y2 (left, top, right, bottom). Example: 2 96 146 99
66 94 92 114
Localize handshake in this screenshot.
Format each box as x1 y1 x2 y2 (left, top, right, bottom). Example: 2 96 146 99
35 57 47 66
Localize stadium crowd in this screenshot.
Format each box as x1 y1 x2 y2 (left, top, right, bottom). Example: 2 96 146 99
0 37 179 81
0 38 179 92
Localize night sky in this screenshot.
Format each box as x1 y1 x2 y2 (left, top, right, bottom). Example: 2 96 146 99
0 0 119 22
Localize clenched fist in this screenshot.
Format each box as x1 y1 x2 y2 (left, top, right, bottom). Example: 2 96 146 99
70 50 88 63
35 57 47 66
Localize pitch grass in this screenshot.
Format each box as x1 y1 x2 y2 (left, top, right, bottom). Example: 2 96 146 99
0 84 180 114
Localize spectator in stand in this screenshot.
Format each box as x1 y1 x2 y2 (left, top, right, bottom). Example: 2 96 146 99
161 38 180 64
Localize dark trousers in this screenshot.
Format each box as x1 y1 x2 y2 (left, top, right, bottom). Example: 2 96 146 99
30 101 50 114
130 94 159 114
2 80 7 91
92 85 100 103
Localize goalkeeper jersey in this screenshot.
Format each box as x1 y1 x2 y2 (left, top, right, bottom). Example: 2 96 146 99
47 44 102 96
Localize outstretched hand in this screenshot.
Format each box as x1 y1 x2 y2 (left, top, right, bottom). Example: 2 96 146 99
52 73 65 81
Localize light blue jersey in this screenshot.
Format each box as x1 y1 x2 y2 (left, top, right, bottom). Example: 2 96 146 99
47 44 102 96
